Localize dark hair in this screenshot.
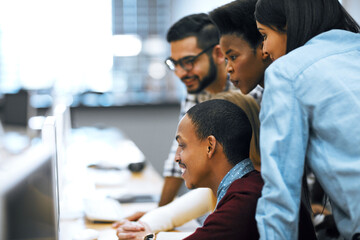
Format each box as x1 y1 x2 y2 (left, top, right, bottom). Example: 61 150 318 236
255 0 360 53
209 0 262 49
166 13 219 50
186 99 252 166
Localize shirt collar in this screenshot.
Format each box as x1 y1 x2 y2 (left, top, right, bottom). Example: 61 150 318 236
216 158 254 206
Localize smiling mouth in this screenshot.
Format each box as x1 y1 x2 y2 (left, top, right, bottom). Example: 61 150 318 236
182 76 198 86
185 81 195 87
178 162 186 169
178 161 186 175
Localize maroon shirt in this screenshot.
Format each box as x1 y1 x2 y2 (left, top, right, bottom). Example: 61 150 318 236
183 169 317 240
184 170 263 240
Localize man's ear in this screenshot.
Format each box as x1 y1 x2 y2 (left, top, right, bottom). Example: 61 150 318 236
212 45 225 65
206 135 217 158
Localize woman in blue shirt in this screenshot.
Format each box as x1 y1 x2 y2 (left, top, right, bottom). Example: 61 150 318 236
254 0 360 239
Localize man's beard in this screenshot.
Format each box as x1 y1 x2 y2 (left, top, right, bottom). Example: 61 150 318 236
187 57 217 94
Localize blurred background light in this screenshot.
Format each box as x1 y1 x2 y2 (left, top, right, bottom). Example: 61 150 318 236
148 61 167 80
143 36 167 56
112 35 142 57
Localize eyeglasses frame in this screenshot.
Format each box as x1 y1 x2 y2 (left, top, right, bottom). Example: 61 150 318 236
165 43 217 72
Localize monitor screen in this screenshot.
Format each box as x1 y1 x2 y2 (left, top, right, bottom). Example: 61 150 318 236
0 144 59 240
52 101 72 150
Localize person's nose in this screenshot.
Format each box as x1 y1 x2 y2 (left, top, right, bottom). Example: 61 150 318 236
174 147 181 163
262 41 269 56
226 61 234 74
175 66 189 80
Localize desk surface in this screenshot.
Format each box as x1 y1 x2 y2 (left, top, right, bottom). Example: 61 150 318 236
59 164 199 240
59 165 164 240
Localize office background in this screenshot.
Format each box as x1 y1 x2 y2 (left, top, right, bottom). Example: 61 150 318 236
0 0 359 176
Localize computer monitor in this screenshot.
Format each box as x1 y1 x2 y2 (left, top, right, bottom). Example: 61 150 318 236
41 116 57 154
49 101 71 171
52 100 72 150
41 115 63 199
0 143 59 240
41 116 61 204
42 115 82 221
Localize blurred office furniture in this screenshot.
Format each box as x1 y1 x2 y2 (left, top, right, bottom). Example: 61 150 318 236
1 89 35 127
0 89 52 156
71 103 180 177
0 90 34 155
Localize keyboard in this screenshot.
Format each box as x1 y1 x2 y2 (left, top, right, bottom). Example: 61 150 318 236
83 197 124 222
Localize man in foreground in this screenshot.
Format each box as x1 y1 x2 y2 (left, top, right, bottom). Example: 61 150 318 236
116 99 263 239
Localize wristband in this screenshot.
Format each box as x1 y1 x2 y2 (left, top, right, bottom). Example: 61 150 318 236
144 233 155 240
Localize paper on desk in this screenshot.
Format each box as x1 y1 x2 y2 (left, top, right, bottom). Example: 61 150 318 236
156 232 193 240
98 229 118 240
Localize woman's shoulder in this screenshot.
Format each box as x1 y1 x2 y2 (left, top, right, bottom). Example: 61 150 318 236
269 30 360 79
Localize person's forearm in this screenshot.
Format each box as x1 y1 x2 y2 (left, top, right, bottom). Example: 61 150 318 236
158 177 184 206
140 188 215 233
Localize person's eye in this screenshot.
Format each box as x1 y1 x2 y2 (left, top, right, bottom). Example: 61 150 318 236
226 55 236 62
182 57 194 65
261 34 267 40
178 143 185 148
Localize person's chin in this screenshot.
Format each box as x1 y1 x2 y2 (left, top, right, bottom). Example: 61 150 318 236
187 86 201 94
189 184 197 190
184 181 196 190
183 176 195 189
238 83 253 95
239 86 251 95
231 79 246 92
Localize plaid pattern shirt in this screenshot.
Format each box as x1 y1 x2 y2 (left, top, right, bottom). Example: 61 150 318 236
163 82 263 178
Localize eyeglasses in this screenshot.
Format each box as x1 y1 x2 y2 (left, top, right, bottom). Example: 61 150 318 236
165 43 216 72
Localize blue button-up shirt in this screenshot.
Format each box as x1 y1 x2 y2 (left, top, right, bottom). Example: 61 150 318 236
256 30 360 240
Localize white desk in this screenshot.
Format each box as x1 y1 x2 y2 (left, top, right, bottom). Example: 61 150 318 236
59 165 165 240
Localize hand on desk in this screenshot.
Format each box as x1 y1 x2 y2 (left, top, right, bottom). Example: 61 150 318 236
111 211 147 239
113 219 151 240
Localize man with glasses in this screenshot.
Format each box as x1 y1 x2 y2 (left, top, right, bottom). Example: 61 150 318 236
161 13 234 209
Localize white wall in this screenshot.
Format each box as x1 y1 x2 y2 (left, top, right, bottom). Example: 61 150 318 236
342 0 360 24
